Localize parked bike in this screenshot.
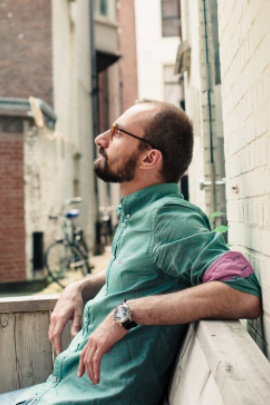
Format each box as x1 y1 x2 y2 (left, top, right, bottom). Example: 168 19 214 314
45 197 93 288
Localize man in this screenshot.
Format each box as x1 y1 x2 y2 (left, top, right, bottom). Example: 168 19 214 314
8 100 261 404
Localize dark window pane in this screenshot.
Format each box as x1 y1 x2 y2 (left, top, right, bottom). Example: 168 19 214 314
162 0 179 17
100 0 108 16
161 0 180 37
162 18 180 37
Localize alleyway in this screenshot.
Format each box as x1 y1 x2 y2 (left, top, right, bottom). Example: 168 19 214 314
37 246 112 296
0 247 111 298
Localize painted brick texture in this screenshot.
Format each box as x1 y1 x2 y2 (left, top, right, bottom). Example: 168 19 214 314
0 130 26 282
0 0 53 105
218 0 270 356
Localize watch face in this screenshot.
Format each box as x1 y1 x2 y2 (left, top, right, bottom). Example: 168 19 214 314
114 305 130 323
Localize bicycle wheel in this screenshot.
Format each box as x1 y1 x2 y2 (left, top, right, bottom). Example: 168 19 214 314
74 228 93 274
45 241 88 287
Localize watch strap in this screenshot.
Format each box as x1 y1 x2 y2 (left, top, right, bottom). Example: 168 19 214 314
122 318 137 330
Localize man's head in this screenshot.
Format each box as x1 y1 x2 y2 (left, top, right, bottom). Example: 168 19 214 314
135 99 194 182
94 99 193 186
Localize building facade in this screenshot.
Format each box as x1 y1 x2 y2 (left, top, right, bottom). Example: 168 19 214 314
135 0 183 107
0 0 123 285
179 0 270 357
178 0 226 216
217 0 270 357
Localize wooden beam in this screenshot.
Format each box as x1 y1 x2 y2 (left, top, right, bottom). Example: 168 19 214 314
196 320 270 404
168 320 270 405
0 295 60 313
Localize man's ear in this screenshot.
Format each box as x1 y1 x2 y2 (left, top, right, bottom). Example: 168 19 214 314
140 149 163 169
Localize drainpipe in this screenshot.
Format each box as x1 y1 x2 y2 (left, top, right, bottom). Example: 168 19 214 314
89 0 100 251
203 0 216 213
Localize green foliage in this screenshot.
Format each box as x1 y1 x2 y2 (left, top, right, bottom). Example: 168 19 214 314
213 225 229 234
209 211 230 247
209 211 226 220
46 275 53 285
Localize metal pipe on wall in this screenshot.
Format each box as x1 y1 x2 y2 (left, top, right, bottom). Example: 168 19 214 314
203 0 216 213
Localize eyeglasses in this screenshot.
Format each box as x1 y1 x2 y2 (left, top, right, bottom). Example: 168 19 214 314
109 123 155 149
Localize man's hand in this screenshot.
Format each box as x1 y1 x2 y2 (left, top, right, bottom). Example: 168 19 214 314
77 312 128 384
48 270 106 355
49 281 84 355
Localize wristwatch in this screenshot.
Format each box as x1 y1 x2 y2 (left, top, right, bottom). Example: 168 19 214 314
114 300 137 330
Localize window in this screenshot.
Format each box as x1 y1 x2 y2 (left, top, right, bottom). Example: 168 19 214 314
161 0 181 37
94 0 108 17
94 0 116 21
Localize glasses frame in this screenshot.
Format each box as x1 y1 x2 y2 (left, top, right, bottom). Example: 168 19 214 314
109 124 155 149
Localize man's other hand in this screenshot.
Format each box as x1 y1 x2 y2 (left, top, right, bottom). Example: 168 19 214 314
77 312 128 384
49 281 84 355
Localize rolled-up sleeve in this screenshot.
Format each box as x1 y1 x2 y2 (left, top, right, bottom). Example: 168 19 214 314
153 203 261 298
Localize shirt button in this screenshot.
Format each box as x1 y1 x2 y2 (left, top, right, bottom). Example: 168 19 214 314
121 223 125 228
126 214 130 219
52 376 57 382
84 317 88 324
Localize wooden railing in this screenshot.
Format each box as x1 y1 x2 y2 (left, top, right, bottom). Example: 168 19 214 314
1 296 270 404
164 320 270 404
0 295 72 394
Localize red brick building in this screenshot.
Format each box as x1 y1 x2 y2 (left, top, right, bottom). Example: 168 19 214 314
0 0 53 285
0 122 25 283
0 0 138 287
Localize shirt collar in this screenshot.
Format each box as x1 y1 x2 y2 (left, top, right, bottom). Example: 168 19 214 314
116 183 182 217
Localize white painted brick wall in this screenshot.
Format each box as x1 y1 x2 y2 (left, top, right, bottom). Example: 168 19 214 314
218 0 270 356
181 0 226 215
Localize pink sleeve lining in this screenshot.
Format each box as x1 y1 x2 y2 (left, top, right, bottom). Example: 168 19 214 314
202 251 254 283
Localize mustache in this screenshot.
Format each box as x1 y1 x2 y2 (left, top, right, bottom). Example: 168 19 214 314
99 147 108 159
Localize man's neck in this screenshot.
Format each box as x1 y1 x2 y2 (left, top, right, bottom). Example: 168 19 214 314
120 178 164 198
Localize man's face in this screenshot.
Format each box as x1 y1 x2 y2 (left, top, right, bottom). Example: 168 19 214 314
93 143 141 183
94 103 156 183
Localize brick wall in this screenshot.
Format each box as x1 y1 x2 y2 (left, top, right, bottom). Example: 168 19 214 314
0 124 26 282
117 0 138 111
218 0 270 357
0 0 53 105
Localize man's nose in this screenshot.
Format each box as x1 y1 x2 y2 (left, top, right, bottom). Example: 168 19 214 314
95 130 110 147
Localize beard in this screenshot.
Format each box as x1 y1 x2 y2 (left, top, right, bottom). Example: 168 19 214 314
94 148 140 183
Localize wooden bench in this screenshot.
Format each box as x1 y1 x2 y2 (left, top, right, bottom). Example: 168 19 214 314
1 296 270 404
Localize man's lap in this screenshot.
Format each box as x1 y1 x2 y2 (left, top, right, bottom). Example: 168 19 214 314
0 387 35 405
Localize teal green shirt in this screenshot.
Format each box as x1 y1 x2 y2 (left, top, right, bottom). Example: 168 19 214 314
17 183 261 405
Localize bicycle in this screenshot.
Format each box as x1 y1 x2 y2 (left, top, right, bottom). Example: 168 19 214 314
45 197 93 288
98 206 114 248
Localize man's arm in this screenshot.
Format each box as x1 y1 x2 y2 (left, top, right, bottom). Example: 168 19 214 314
129 281 261 325
78 282 261 385
49 269 106 355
